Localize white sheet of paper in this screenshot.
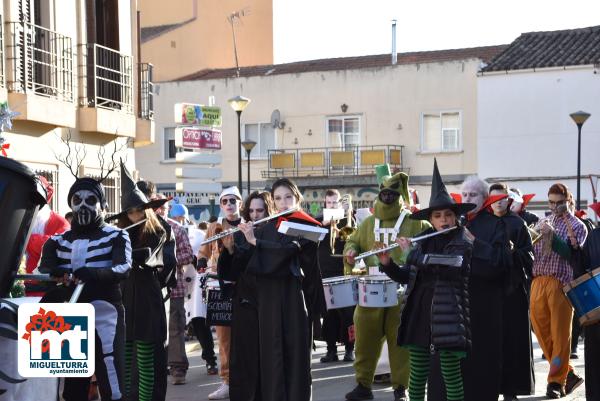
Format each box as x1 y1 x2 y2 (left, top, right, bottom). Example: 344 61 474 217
278 221 328 243
355 208 373 224
323 208 345 222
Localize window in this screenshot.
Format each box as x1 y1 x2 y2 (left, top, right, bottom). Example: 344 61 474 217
421 111 461 152
327 116 360 149
242 123 275 159
163 127 192 160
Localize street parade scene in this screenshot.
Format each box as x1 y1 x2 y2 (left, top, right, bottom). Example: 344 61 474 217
0 1 599 401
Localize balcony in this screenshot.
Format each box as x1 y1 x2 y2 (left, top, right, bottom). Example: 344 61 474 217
261 144 406 187
135 63 155 147
79 43 135 137
6 21 75 127
0 17 6 101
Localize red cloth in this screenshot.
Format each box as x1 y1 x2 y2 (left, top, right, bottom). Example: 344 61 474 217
25 211 70 273
450 193 462 203
589 202 600 217
276 209 322 228
522 194 535 209
467 194 509 221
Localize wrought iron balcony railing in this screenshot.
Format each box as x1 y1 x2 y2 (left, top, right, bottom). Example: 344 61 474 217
84 43 133 114
0 17 5 88
139 62 154 119
261 144 406 179
8 21 73 101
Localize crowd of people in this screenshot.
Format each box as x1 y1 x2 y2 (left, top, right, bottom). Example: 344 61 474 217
24 158 600 401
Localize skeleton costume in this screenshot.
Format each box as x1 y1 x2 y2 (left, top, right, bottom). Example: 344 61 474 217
108 163 175 401
39 176 132 401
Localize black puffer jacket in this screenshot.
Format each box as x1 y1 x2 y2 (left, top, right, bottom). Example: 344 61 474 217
381 226 473 351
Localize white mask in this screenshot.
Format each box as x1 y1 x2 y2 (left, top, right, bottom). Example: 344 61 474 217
461 185 485 214
70 190 102 226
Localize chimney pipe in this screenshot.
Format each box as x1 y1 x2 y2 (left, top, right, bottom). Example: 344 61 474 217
391 20 397 65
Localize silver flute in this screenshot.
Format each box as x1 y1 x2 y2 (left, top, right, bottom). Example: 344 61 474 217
354 226 458 261
199 208 298 246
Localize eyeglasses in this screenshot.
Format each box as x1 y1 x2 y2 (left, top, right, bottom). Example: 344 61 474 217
221 198 238 206
548 200 566 206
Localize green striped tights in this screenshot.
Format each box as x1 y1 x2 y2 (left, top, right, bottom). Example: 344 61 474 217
124 341 156 401
407 345 465 401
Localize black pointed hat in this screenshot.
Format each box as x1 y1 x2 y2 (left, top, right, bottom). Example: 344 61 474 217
105 162 167 222
410 159 476 220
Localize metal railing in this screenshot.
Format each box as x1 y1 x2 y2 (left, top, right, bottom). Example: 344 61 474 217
0 17 5 88
8 21 73 101
85 43 133 114
261 144 405 178
139 62 154 119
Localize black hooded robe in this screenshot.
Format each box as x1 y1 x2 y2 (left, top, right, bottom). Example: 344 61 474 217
234 219 325 401
217 230 261 401
500 213 535 396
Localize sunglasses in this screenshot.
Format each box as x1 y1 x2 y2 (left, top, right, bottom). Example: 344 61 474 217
221 198 238 206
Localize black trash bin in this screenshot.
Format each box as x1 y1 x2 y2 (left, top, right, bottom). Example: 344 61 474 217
0 157 47 297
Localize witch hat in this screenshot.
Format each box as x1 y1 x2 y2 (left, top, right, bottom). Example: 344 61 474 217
106 162 167 222
411 159 476 220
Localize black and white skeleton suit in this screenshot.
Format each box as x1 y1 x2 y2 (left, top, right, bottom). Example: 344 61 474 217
40 177 132 401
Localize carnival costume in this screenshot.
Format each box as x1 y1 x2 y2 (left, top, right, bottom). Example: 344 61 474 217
344 170 430 400
109 163 174 401
379 160 475 401
40 176 132 401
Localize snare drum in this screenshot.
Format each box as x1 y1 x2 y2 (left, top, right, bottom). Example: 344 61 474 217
563 267 600 326
358 275 400 308
184 275 218 324
322 276 358 310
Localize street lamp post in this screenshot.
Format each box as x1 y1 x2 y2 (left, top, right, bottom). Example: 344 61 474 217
228 95 251 192
242 140 257 195
570 111 591 211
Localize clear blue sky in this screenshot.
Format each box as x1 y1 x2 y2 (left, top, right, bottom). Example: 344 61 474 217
273 0 600 63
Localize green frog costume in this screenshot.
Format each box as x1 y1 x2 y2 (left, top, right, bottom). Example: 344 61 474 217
344 169 430 400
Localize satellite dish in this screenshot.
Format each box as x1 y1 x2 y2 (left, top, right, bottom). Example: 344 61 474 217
270 109 285 129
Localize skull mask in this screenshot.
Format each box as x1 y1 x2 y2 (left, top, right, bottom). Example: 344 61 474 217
70 190 103 226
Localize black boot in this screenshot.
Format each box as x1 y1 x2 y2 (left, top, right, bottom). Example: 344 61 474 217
343 349 355 362
393 385 407 401
345 383 374 400
320 350 339 363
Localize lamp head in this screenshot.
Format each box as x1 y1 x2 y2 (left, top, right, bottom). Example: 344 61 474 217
228 95 251 112
570 111 591 127
242 140 257 153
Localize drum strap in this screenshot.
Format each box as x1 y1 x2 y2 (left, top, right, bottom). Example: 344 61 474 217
374 210 408 245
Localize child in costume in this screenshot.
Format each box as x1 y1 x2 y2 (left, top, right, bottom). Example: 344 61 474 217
343 167 430 401
376 160 475 401
109 163 175 401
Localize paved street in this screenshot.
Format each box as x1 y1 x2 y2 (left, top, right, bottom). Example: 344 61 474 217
166 333 587 401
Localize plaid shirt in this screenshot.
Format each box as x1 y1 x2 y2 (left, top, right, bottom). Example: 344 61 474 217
532 212 587 285
167 219 195 298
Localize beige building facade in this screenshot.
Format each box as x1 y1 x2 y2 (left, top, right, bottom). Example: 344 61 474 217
1 0 155 216
139 0 273 82
135 46 506 217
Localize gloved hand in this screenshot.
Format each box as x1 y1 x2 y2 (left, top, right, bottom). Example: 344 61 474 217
73 267 97 282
